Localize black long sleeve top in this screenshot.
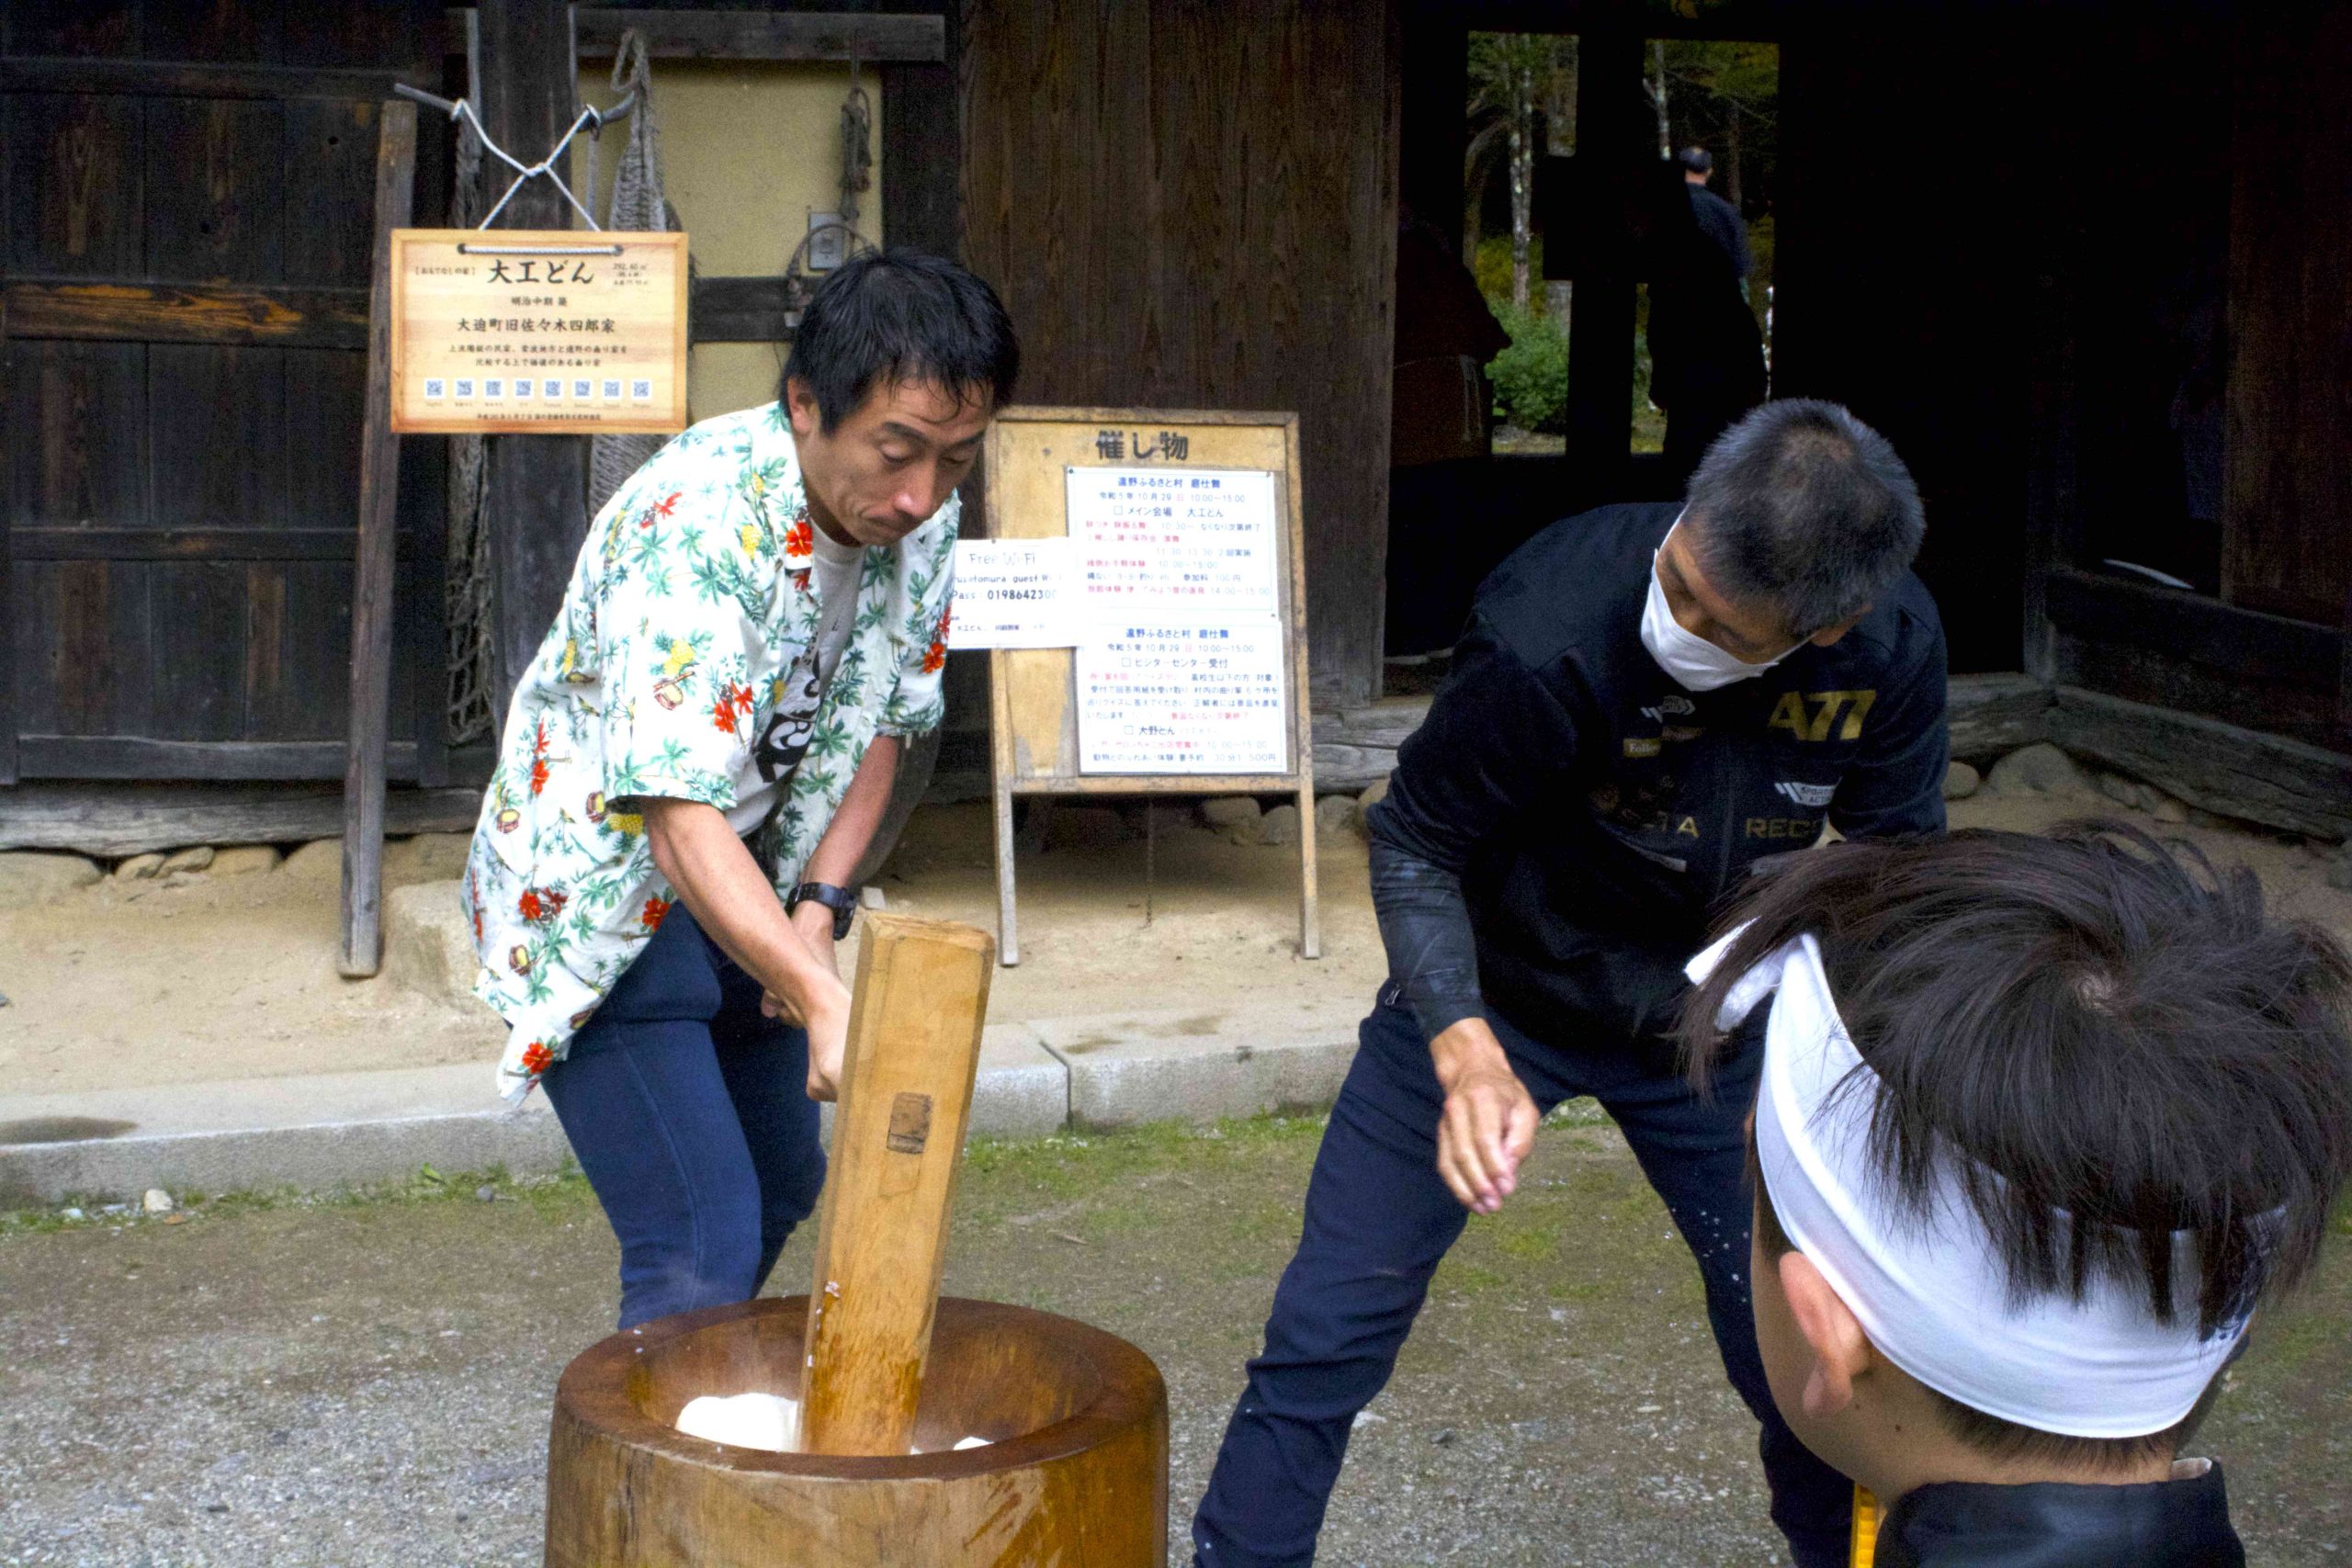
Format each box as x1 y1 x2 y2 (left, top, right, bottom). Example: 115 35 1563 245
1367 502 1950 1047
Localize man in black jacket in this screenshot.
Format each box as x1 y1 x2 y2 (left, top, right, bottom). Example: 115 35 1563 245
1192 400 1946 1568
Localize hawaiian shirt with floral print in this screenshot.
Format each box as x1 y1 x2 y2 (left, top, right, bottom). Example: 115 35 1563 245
463 402 956 1102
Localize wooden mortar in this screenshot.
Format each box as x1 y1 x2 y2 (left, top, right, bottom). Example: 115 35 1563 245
546 1294 1168 1566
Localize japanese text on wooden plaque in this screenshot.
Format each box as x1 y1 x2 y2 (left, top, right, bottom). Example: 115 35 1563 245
388 228 688 434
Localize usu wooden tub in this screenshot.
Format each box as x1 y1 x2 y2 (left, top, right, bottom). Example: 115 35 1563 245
546 1295 1168 1566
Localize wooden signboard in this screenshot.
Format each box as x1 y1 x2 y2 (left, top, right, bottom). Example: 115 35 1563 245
978 407 1318 965
388 228 687 434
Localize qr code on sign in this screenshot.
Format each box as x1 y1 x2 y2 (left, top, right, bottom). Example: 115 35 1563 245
424 378 446 399
630 379 651 400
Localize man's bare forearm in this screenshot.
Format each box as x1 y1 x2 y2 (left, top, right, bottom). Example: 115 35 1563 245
641 799 842 1019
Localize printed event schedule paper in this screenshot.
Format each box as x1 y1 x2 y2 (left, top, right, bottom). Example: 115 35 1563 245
1076 615 1290 774
1066 466 1286 775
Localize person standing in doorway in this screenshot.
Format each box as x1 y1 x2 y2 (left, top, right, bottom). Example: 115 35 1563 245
1191 400 1948 1568
1651 145 1769 487
463 251 1018 1329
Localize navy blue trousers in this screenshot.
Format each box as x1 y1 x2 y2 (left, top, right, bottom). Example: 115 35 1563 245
540 905 825 1331
1191 996 1850 1567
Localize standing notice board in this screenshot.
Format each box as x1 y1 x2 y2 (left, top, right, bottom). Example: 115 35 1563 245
963 408 1317 965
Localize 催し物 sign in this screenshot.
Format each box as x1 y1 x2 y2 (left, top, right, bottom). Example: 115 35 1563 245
389 229 688 434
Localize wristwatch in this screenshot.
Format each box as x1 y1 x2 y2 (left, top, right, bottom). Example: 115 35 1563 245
787 880 859 941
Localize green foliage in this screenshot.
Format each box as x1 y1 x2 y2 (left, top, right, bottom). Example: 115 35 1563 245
1472 234 1544 306
1487 303 1570 434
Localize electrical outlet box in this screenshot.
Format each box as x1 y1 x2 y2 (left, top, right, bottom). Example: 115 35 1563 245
808 211 847 271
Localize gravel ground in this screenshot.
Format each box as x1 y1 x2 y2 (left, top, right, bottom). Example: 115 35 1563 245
2 1114 2346 1567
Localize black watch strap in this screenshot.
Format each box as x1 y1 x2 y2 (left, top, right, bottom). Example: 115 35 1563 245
788 880 858 940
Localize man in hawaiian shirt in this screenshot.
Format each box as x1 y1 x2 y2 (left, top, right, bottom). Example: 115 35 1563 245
464 250 1019 1329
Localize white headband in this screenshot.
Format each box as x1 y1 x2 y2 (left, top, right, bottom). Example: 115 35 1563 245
1689 928 2245 1438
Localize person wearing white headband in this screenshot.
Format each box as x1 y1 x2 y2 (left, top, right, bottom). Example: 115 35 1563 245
1195 400 1946 1568
1680 825 2352 1568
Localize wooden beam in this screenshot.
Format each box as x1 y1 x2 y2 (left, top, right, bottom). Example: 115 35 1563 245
0 56 426 101
688 275 797 344
2 280 369 349
0 783 488 858
1944 672 2053 761
2044 569 2337 687
444 8 947 62
1302 672 2060 794
479 0 591 721
0 286 13 788
798 914 995 1458
2049 685 2352 843
16 737 423 782
878 2 961 258
341 99 420 980
12 528 418 562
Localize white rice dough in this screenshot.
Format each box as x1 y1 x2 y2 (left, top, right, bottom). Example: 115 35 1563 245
673 1393 991 1455
677 1392 799 1452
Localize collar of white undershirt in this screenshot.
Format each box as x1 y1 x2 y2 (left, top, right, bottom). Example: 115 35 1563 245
809 520 863 567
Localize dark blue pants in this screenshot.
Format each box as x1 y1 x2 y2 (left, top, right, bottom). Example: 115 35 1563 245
1191 996 1850 1567
540 906 825 1331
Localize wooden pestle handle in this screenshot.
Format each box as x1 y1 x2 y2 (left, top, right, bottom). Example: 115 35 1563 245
798 913 996 1456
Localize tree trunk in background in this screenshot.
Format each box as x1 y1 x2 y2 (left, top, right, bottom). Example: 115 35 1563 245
1653 41 1670 155
1544 43 1576 322
1510 61 1532 309
1725 99 1744 209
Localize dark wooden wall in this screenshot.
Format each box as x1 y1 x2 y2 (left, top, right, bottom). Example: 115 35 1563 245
2222 3 2352 631
1 0 447 785
958 0 1402 706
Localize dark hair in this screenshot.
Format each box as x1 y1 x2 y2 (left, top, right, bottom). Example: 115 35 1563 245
1690 822 2352 1329
1676 145 1714 175
1706 824 2352 1461
781 248 1020 432
1683 399 1925 636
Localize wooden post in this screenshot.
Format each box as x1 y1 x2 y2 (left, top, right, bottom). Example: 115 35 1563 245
338 98 419 978
799 914 996 1457
1563 28 1646 479
0 285 15 788
479 0 590 720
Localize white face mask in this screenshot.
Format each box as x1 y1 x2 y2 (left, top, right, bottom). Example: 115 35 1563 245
1640 548 1795 692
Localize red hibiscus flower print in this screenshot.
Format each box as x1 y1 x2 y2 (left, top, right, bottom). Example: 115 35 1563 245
528 756 550 795
520 1041 553 1075
712 682 754 734
784 517 814 558
920 604 951 672
638 490 682 529
642 895 672 931
517 887 566 924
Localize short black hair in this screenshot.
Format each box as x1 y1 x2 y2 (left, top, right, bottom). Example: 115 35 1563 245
1695 826 2352 1457
781 248 1019 432
1683 399 1926 637
1677 145 1714 175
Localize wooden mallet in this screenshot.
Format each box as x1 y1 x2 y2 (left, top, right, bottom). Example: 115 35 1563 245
797 911 996 1457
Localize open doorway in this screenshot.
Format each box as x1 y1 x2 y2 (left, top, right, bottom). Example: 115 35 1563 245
1385 21 1780 666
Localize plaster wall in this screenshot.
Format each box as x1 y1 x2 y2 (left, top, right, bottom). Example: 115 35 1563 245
576 60 886 423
